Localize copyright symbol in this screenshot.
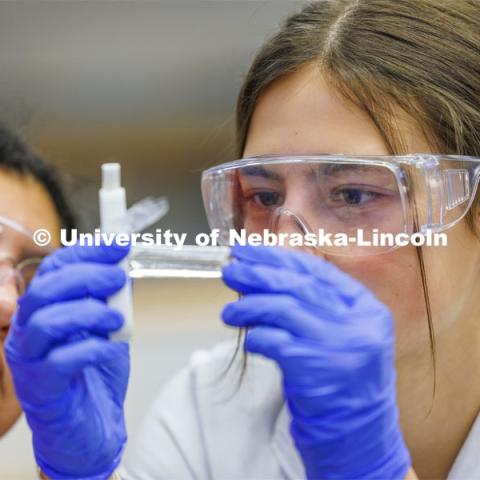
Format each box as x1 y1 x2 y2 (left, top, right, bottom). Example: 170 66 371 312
33 229 52 247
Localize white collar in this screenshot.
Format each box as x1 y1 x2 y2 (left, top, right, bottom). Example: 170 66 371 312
271 404 480 480
447 413 480 479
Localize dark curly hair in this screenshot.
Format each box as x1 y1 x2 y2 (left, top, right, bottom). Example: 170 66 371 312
0 123 76 234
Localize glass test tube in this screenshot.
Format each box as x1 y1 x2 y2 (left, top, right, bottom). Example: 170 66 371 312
128 244 231 279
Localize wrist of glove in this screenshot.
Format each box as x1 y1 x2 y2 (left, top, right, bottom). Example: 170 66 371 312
222 244 411 480
37 466 123 480
36 450 124 480
286 346 409 479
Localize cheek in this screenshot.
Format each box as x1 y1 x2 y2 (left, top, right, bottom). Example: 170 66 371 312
329 247 430 355
418 223 480 335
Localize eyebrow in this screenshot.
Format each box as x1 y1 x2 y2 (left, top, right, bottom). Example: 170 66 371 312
320 163 383 175
239 162 393 183
241 163 382 178
241 165 284 181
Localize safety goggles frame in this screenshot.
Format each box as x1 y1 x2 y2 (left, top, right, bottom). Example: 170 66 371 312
0 215 53 293
201 154 480 248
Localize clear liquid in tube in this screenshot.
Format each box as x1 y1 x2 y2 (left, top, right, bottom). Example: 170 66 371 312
128 244 231 279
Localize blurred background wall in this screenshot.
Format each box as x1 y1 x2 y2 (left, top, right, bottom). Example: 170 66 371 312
0 0 303 234
0 1 304 478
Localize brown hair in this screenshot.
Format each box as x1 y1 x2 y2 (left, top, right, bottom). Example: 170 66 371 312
233 0 480 393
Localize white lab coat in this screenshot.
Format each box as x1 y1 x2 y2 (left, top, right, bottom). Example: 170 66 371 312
120 341 480 480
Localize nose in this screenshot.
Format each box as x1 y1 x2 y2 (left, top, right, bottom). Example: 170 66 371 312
270 206 325 257
0 283 18 330
271 207 311 236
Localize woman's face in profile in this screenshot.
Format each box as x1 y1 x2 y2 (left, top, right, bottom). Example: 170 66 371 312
242 63 480 359
0 169 61 435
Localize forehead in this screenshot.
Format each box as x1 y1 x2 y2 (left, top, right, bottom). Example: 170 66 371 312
243 63 429 158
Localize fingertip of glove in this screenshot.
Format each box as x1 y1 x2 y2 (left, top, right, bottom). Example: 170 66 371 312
231 243 267 260
97 240 131 262
221 262 248 291
109 237 131 254
221 301 237 325
221 262 235 283
106 307 125 328
110 265 128 289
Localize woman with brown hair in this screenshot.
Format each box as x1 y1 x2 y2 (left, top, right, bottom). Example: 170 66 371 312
7 0 480 478
124 1 480 478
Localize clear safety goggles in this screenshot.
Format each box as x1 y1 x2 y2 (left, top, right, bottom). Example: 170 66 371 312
0 215 52 293
201 154 480 256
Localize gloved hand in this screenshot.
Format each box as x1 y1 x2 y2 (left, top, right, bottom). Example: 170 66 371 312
5 243 130 480
222 244 411 480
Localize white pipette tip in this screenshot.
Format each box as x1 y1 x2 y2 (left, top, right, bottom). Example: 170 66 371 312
102 163 121 190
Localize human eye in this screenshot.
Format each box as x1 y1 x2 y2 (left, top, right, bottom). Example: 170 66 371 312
331 185 387 207
249 190 284 208
238 185 285 232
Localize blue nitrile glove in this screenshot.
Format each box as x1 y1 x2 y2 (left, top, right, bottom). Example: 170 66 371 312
5 243 130 480
222 244 411 480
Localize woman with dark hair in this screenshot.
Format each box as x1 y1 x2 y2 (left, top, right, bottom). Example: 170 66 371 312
6 1 480 479
0 123 75 436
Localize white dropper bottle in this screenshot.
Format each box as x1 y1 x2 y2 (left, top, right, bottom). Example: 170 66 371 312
99 163 133 341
